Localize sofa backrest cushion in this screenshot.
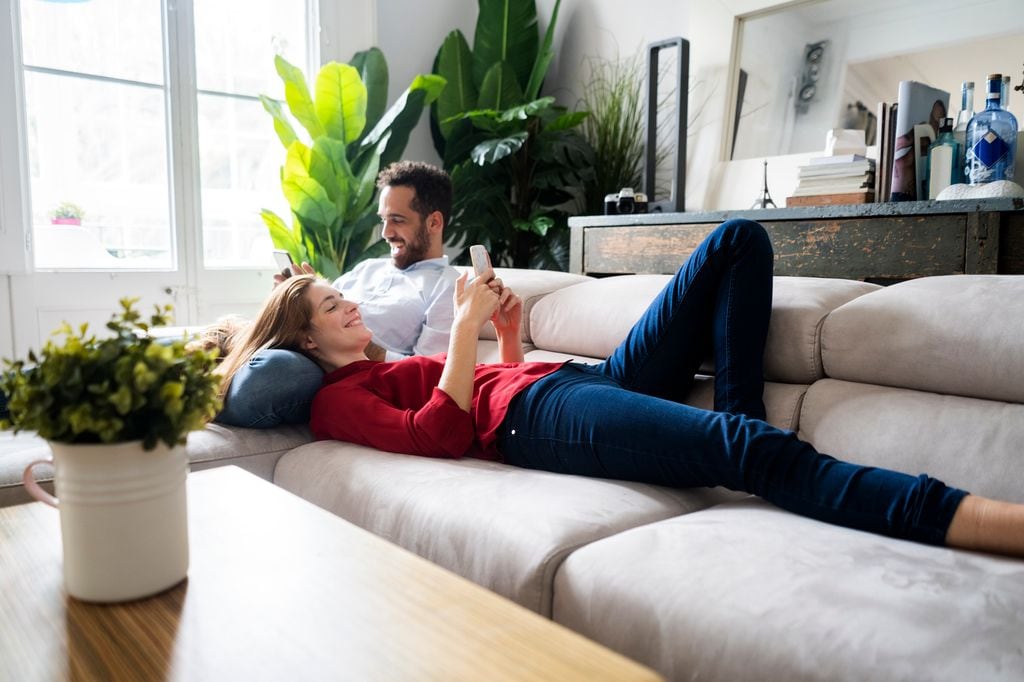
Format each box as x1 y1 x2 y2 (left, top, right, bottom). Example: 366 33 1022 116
467 267 592 343
821 275 1024 403
529 274 879 384
799 378 1024 504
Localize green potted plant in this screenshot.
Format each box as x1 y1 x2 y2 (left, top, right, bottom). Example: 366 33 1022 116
0 299 221 602
430 0 595 269
260 49 445 280
50 201 84 226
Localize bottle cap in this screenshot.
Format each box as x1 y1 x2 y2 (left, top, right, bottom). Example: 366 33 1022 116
988 73 1002 80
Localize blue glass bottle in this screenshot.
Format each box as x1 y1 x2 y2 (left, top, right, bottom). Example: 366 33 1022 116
965 73 1019 184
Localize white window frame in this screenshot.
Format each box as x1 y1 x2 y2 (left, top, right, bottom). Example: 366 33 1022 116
0 0 377 357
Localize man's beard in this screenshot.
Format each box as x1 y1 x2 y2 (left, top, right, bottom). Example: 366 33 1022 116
391 221 431 269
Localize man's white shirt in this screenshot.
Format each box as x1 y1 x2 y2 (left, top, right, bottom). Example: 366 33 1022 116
332 256 460 362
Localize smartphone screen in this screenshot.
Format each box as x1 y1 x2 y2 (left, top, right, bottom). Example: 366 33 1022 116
272 250 295 276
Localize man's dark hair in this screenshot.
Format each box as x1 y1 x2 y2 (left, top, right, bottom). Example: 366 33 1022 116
377 161 453 227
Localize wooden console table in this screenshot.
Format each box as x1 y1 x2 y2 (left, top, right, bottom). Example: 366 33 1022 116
568 198 1024 282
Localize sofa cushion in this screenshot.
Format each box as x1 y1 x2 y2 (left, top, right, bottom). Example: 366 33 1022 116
464 267 591 343
273 441 747 616
529 275 878 384
525 350 809 431
552 498 1024 682
821 275 1024 403
0 423 312 507
798 378 1024 504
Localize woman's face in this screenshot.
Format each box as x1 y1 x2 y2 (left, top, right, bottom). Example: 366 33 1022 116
303 281 373 358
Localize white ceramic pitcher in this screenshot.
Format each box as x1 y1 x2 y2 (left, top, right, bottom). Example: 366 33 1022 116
23 440 189 602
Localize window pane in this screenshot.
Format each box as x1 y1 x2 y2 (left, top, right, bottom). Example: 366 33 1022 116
20 0 163 85
194 0 310 267
197 94 285 268
194 0 309 97
25 72 173 269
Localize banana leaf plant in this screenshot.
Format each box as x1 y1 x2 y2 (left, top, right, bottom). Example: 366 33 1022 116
430 0 594 270
260 50 445 280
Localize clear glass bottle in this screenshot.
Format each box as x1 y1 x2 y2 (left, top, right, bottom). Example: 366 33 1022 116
953 80 974 152
1001 75 1012 109
965 73 1019 184
927 118 961 199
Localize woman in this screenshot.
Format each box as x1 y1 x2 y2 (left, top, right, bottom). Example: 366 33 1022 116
221 220 1024 558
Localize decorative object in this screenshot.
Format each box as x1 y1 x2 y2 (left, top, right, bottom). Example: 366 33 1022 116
259 50 445 280
643 37 689 213
430 0 593 269
49 200 83 226
0 299 221 602
751 160 777 209
936 179 1024 200
966 73 1019 185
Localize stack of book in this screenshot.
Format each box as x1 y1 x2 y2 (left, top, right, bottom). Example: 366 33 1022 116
786 155 876 207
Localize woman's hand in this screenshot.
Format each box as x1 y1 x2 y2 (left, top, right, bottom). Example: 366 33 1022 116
272 261 315 286
453 272 499 331
485 277 525 364
488 278 522 337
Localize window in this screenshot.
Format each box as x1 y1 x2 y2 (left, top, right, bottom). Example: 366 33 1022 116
17 0 313 270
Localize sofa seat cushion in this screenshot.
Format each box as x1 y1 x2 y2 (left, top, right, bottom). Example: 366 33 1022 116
821 275 1024 403
798 378 1024 504
0 423 311 507
529 275 878 384
273 441 747 616
187 423 312 481
552 498 1024 682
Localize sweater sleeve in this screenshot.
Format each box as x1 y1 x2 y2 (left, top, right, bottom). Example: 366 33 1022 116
310 385 475 459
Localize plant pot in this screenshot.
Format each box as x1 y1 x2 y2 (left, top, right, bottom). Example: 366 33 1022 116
50 217 81 226
23 440 189 602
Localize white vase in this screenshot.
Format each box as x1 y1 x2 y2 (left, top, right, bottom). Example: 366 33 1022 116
23 440 189 602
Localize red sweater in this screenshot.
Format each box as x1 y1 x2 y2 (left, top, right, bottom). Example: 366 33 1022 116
309 355 564 460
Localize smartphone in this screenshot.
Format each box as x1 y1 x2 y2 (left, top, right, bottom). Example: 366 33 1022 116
469 244 493 281
272 249 295 277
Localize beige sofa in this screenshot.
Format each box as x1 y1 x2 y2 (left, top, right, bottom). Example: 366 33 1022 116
3 267 1023 681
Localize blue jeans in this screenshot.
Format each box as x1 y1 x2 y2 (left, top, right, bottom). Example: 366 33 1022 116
498 219 967 545
214 349 324 428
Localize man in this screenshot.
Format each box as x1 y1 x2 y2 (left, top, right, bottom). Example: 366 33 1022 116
216 161 459 428
330 160 459 361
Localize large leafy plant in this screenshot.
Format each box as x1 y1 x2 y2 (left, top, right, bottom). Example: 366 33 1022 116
260 50 445 280
0 300 221 449
431 0 593 269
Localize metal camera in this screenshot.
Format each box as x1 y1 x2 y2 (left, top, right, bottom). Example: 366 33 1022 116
604 187 649 215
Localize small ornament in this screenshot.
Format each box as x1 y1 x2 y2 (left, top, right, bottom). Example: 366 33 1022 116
751 159 777 209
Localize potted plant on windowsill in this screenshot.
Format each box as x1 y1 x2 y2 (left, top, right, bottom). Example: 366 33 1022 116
50 201 84 226
0 299 221 602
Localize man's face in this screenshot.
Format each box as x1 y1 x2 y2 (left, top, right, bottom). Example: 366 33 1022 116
378 185 432 270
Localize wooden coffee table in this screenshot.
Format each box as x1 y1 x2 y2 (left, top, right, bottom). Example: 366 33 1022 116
0 466 662 681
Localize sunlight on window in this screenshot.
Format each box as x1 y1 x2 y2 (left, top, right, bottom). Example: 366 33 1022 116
194 0 309 268
19 0 311 270
21 1 171 270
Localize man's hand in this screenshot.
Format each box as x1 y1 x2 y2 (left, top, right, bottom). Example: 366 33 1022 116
272 261 316 287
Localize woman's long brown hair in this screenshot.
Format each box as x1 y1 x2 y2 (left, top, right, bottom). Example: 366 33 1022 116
214 275 321 399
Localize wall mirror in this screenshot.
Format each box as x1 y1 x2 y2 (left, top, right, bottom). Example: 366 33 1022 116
730 0 1024 161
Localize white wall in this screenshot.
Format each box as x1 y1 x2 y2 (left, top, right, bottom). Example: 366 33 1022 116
375 0 475 165
0 276 11 360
